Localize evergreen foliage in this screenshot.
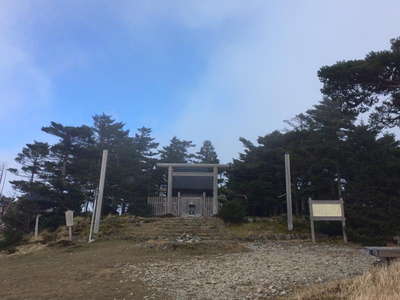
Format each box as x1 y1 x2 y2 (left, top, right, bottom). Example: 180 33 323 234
218 196 247 223
196 140 219 163
1 116 212 245
318 37 400 128
227 97 400 243
159 136 196 163
3 38 400 245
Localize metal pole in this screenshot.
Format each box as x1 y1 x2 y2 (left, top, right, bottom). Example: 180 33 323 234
285 153 293 231
93 150 108 235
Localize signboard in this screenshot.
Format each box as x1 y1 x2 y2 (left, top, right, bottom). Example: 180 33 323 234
65 210 74 227
311 202 343 218
309 198 347 243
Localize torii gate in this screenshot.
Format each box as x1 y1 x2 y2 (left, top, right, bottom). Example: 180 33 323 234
157 163 227 216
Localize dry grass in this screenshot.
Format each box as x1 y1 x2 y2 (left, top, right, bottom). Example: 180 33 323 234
226 217 309 239
0 238 247 299
293 261 400 300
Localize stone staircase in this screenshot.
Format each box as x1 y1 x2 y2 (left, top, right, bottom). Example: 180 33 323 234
107 217 231 241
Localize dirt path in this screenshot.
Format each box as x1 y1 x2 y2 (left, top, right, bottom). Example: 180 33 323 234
0 241 155 300
0 240 376 300
0 240 243 300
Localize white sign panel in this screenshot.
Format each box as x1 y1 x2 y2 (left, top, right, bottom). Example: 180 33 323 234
65 210 74 227
312 203 342 217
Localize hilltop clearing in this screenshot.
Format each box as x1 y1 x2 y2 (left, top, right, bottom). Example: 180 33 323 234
0 239 375 299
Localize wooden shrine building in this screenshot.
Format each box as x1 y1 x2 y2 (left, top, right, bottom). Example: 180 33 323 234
148 163 227 217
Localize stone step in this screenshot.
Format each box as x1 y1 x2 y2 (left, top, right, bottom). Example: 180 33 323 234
121 232 228 236
109 217 231 241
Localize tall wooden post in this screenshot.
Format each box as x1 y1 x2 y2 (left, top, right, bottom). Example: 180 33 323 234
34 214 41 240
212 166 218 215
89 150 108 242
177 192 181 216
285 153 293 231
65 210 74 241
93 150 108 234
167 165 173 215
308 197 316 243
202 192 206 216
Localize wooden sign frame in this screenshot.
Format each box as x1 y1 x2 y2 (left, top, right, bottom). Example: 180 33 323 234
308 197 347 243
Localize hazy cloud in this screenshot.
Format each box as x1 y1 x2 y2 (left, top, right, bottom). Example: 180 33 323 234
0 1 53 122
162 1 400 161
1 0 400 196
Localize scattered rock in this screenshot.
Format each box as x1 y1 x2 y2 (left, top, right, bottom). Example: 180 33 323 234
121 241 377 299
176 233 201 243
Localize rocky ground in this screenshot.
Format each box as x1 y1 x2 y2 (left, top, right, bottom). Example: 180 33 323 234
0 217 379 299
121 241 377 300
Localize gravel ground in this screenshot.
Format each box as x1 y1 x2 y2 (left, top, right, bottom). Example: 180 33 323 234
121 241 377 300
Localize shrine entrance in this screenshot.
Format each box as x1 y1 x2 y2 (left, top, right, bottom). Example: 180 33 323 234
148 163 227 217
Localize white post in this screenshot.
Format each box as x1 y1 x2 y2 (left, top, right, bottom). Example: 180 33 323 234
202 192 206 216
167 165 172 215
177 192 181 216
34 214 41 240
93 150 108 235
68 227 72 241
309 197 315 243
285 153 293 231
212 166 218 215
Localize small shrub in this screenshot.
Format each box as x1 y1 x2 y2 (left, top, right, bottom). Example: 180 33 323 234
0 204 27 249
218 198 247 223
40 213 65 231
0 228 23 249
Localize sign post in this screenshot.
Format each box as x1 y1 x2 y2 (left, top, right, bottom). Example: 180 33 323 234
65 210 74 241
309 197 347 243
285 153 293 231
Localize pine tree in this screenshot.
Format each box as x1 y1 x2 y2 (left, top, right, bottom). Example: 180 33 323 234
159 137 195 163
196 140 219 163
319 37 400 128
8 141 49 186
91 114 133 214
41 122 94 213
7 142 51 234
126 127 159 214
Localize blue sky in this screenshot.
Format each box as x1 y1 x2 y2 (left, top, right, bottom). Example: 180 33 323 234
1 0 400 195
